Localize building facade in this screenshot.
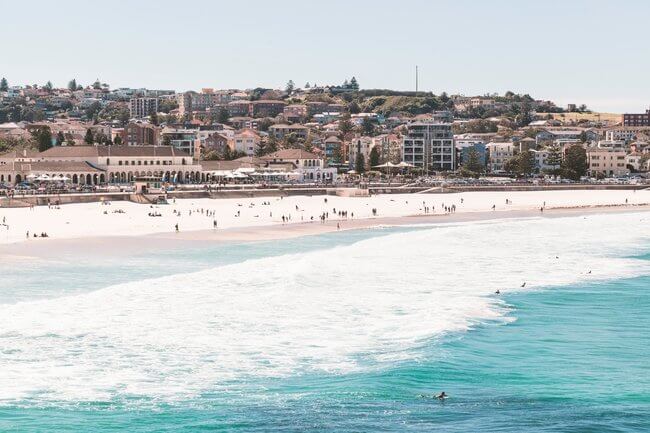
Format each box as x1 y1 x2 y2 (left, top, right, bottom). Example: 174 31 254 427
129 97 159 119
402 120 455 172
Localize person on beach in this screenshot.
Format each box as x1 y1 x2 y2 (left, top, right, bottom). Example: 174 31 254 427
175 223 179 232
213 220 217 229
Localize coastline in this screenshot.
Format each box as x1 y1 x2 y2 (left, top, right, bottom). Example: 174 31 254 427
4 202 649 261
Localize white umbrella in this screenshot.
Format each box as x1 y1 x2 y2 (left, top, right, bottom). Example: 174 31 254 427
26 174 37 179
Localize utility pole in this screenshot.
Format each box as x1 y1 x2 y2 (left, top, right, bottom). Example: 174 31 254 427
415 65 419 97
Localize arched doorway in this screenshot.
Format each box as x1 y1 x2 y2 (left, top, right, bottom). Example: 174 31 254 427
15 174 22 184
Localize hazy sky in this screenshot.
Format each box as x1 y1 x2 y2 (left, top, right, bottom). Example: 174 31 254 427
2 0 649 113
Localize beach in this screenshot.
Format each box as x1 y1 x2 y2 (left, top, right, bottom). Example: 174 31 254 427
0 189 648 250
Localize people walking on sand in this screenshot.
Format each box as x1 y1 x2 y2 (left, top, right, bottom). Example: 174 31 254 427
337 223 340 230
213 219 217 229
175 223 179 232
492 204 496 210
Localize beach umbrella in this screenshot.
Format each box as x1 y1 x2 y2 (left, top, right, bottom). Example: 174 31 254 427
396 162 415 168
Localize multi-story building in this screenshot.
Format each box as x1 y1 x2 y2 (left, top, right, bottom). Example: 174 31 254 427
250 100 287 118
121 121 160 146
268 124 309 140
231 129 261 156
129 97 159 119
348 136 374 169
486 142 515 173
402 120 455 172
160 128 200 158
177 91 221 115
283 104 308 123
623 109 650 126
587 147 629 176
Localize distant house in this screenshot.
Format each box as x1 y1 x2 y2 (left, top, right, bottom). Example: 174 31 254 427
486 142 515 173
204 132 230 154
261 148 337 182
587 147 629 177
268 123 309 140
231 129 261 156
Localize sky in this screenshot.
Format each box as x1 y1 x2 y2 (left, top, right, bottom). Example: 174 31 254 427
2 0 649 113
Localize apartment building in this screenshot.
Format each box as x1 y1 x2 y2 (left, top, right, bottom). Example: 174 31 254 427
129 97 159 119
402 120 455 172
587 147 629 176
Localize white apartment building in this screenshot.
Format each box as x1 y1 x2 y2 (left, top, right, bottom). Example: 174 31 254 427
402 120 455 172
486 142 515 173
587 147 629 177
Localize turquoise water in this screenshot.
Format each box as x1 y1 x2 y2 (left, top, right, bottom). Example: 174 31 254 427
1 217 649 432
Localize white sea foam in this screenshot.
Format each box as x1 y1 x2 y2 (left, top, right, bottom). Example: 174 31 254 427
0 212 649 404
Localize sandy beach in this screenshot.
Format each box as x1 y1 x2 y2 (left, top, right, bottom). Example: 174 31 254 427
0 189 649 259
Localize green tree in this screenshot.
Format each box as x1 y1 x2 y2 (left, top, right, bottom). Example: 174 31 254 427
561 144 587 180
465 147 484 175
369 146 380 168
150 111 159 126
285 80 295 94
92 80 101 90
267 134 278 154
68 79 78 91
348 101 361 114
350 76 359 90
84 128 95 144
361 117 375 136
355 152 365 173
332 144 343 164
0 77 8 91
31 126 53 152
338 113 353 136
505 150 536 176
303 134 314 152
217 108 230 124
579 131 588 143
85 101 102 120
162 135 172 147
304 82 310 88
545 144 562 172
113 135 122 146
222 146 232 160
56 131 65 146
44 81 53 92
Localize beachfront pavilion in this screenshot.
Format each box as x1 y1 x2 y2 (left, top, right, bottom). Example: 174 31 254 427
0 161 105 185
18 145 205 185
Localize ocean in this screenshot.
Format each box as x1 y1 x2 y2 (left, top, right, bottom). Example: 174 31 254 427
0 212 649 432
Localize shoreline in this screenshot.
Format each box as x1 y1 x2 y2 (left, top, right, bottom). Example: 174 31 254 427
4 202 649 261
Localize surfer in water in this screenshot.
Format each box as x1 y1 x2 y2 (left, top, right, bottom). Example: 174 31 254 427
436 392 448 400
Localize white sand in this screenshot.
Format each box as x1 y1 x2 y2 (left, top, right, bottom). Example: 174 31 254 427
0 189 648 245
